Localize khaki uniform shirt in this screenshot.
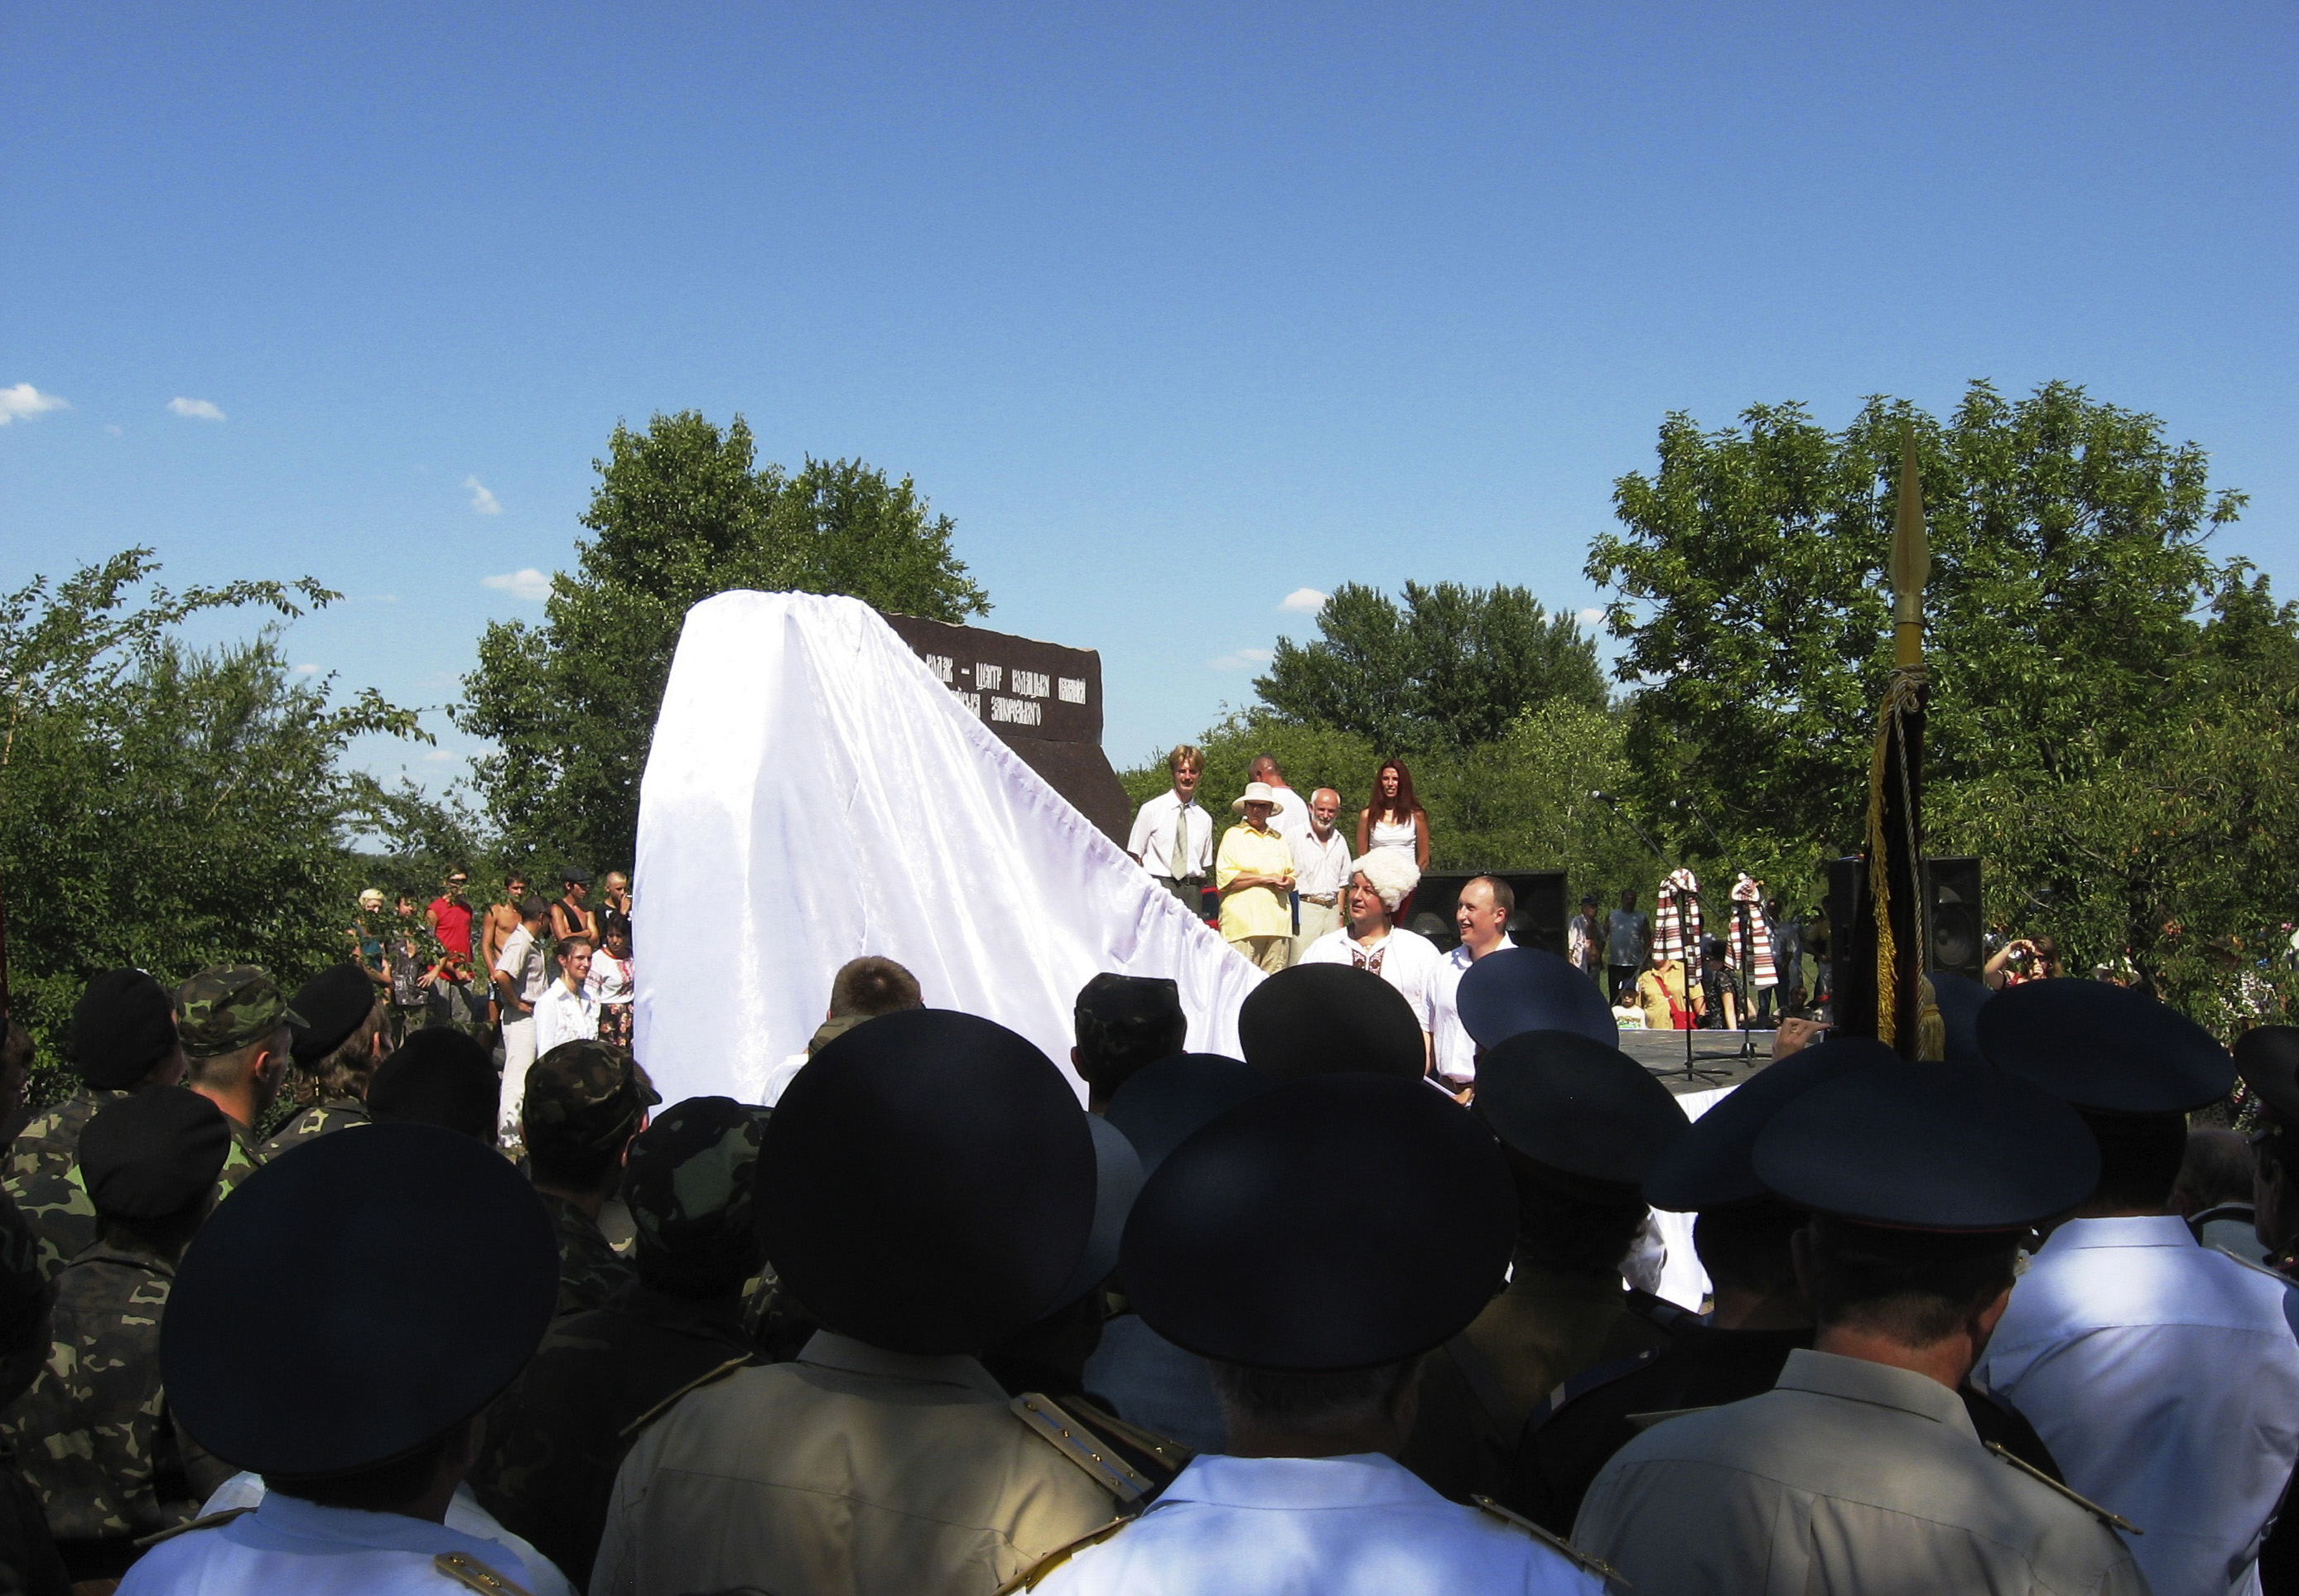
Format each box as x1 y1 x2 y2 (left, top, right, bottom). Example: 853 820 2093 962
592 1329 1126 1596
1400 1261 1679 1503
1574 1348 2150 1595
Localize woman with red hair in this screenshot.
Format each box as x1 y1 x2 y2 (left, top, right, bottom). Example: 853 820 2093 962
1356 758 1431 871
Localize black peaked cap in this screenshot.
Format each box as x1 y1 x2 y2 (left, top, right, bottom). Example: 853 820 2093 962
1121 1073 1514 1371
67 970 178 1091
79 1087 231 1222
757 1008 1095 1356
368 1029 500 1142
1753 1062 2099 1230
289 963 378 1065
2237 1027 2299 1122
1104 1053 1274 1176
1238 964 1425 1082
1643 1037 1892 1212
162 1121 557 1474
1978 979 2234 1113
1458 947 1620 1050
1473 1029 1688 1184
1927 971 1993 1066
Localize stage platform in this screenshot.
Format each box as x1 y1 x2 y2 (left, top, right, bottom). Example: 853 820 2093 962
1619 1028 1775 1095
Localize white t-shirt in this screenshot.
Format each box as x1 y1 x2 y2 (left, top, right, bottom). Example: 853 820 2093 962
1127 789 1214 880
494 924 551 1005
1299 924 1442 1035
1265 785 1312 851
1429 934 1514 1084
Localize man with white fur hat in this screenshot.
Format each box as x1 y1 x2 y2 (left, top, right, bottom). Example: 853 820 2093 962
1298 847 1439 1072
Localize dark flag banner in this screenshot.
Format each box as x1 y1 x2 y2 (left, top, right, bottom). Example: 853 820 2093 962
1853 423 1944 1059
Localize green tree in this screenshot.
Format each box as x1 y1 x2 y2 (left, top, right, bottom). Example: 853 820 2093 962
458 412 990 870
1588 380 2299 1015
1253 581 1606 754
0 551 427 1098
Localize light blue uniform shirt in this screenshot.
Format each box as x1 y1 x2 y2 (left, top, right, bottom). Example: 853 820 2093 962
1033 1451 1606 1595
1974 1213 2299 1596
116 1490 562 1596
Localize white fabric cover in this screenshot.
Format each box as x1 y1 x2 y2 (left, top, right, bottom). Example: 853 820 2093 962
632 592 1262 1106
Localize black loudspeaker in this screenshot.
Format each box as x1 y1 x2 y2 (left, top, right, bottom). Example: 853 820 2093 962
1406 871 1569 958
1923 856 1984 983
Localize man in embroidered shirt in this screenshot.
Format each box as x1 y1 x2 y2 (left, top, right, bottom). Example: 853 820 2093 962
1426 875 1515 1091
1297 848 1439 1063
1126 745 1213 912
1289 788 1352 965
1215 784 1296 974
533 937 601 1056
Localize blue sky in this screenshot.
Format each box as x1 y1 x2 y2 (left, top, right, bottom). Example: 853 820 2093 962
6 2 2293 794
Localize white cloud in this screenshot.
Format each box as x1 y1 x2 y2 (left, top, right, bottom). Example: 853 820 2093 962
482 568 552 602
166 397 226 422
0 383 69 425
294 663 321 675
1280 586 1327 615
1578 606 1604 625
105 423 123 436
464 475 503 515
422 748 455 764
1208 647 1275 671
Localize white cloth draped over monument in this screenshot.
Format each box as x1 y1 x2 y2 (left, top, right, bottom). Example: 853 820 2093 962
631 591 1263 1106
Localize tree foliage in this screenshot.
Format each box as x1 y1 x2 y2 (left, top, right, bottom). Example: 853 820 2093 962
1588 380 2299 1013
458 412 990 871
1253 581 1606 754
0 551 427 1097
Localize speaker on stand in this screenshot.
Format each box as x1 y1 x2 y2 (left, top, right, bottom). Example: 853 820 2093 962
1923 856 1984 984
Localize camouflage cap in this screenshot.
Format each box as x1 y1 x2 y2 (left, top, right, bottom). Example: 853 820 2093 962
521 1039 662 1162
176 965 307 1060
624 1096 770 1293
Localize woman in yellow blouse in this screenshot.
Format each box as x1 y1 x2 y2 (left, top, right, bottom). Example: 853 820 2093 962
1217 782 1297 973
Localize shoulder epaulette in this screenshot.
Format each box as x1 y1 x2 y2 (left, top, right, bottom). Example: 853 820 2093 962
1060 1392 1195 1471
433 1549 535 1595
1472 1495 1628 1587
1622 1288 1702 1336
992 1516 1130 1595
1528 1348 1661 1434
618 1353 759 1439
2210 1245 2299 1287
1985 1441 2141 1534
1012 1393 1155 1505
133 1505 254 1547
1624 1405 1713 1431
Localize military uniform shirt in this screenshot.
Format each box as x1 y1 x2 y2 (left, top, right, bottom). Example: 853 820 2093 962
259 1098 371 1160
117 1488 562 1596
196 1471 575 1596
1973 1213 2299 1596
1029 1451 1605 1596
0 1241 230 1542
592 1329 1128 1596
540 1192 637 1319
1574 1348 2148 1595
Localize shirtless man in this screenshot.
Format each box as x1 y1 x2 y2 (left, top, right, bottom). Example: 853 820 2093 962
479 871 530 1026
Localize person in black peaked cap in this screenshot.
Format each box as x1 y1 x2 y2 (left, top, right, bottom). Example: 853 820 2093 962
1974 980 2295 1596
263 962 392 1158
1512 1037 2061 1532
3 969 188 1282
1457 946 1624 1055
1082 1054 1275 1453
1019 1073 1609 1596
1396 1028 1691 1502
1574 1063 2147 1594
591 1009 1150 1596
2237 1025 2299 1278
116 1121 561 1594
2 1088 236 1585
1236 963 1427 1083
365 1028 503 1142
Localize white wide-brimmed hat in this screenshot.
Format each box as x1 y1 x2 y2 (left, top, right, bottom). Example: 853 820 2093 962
1231 782 1280 812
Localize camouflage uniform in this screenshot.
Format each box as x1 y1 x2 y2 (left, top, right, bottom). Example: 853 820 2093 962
0 1237 234 1546
472 1098 769 1586
258 1099 371 1160
542 1193 636 1319
522 1040 660 1319
3 1093 258 1285
0 1186 65 1596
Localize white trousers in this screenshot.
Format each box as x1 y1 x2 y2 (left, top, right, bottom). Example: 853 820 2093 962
499 1014 537 1143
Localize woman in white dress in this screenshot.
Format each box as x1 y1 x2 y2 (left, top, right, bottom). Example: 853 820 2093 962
1355 758 1431 871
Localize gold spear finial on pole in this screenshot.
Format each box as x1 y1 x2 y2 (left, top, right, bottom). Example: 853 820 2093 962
1892 419 1929 672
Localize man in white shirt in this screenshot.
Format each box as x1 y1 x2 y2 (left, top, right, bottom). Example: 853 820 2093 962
1972 981 2299 1596
490 895 552 1145
1290 788 1353 965
533 937 600 1056
1247 755 1310 851
1426 876 1515 1090
1126 745 1214 912
1299 848 1440 1068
